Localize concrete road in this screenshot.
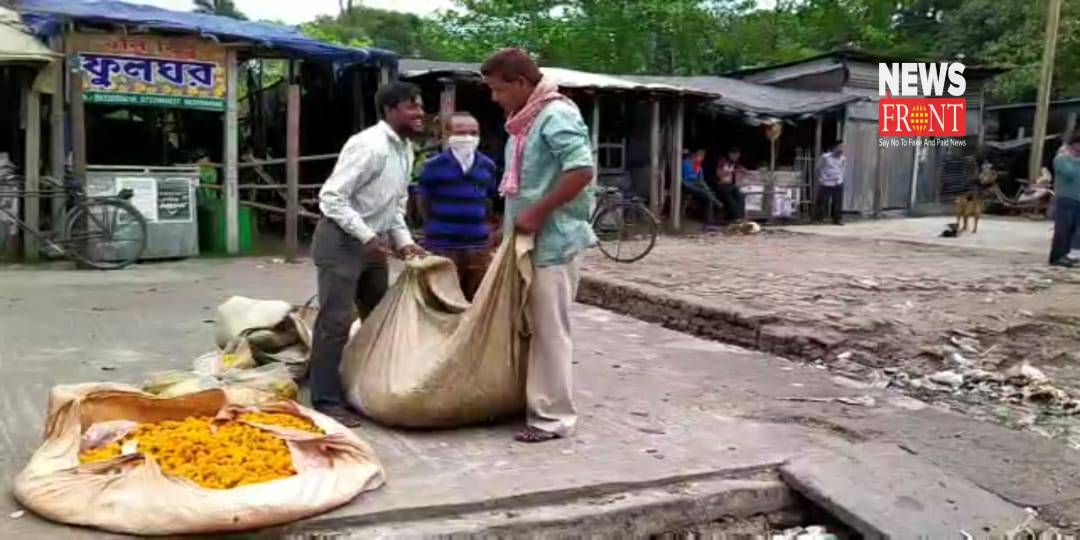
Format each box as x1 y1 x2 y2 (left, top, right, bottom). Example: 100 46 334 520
1 258 1077 536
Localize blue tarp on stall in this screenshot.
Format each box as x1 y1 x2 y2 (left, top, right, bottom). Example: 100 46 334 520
19 0 395 65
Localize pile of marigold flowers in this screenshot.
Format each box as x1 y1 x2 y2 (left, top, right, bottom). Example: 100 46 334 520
79 412 323 489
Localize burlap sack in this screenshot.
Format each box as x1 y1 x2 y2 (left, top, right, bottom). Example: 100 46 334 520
342 235 533 428
13 384 384 535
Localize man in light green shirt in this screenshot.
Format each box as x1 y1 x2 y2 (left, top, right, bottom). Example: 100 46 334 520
483 48 596 443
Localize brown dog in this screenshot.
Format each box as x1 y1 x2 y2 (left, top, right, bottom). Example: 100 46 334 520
955 192 983 234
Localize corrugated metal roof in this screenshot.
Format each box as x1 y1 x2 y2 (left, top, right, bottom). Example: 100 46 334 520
399 59 697 95
400 59 860 119
0 6 56 64
726 49 1011 78
986 98 1080 112
625 75 860 119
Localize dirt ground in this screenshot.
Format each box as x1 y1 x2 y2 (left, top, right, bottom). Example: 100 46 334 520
583 229 1080 447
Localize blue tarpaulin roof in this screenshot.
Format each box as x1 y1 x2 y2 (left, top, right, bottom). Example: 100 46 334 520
19 0 395 65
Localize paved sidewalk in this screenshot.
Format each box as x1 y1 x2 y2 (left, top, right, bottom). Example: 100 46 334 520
783 216 1056 256
1 259 1078 535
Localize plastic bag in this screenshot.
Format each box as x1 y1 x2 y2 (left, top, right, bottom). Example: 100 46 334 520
342 235 533 428
142 370 220 398
220 363 299 405
14 384 384 535
143 363 297 407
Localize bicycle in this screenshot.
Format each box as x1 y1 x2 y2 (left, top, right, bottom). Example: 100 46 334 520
591 185 659 263
0 175 148 269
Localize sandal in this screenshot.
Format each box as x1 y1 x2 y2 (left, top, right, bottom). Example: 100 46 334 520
514 427 560 443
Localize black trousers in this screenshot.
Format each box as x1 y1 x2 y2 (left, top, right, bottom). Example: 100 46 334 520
815 184 844 223
309 218 389 410
1050 197 1080 264
715 183 745 222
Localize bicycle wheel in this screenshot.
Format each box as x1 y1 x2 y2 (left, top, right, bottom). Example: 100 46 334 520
591 201 658 263
63 199 148 270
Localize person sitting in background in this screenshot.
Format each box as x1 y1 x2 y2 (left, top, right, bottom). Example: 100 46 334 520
681 149 718 230
715 147 748 224
417 112 499 301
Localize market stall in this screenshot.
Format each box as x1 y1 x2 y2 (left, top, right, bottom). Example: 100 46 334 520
20 0 396 259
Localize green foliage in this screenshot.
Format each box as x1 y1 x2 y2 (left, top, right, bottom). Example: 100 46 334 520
192 0 246 20
290 0 1080 103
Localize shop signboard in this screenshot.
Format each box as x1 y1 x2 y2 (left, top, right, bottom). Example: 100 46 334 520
70 33 226 111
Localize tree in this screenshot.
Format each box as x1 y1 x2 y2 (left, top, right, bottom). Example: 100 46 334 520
302 6 438 57
192 0 247 20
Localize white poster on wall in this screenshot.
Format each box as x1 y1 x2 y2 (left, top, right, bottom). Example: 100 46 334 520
115 177 159 222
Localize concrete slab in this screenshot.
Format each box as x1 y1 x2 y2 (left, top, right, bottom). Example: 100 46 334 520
0 258 1070 536
0 259 826 538
297 476 795 538
781 443 1039 538
782 216 1054 256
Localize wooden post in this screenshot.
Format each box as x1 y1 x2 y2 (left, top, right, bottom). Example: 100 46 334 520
224 49 240 254
591 94 601 158
670 99 685 230
439 79 456 134
49 36 65 230
1066 112 1077 141
813 114 823 210
873 142 884 218
1029 0 1064 182
649 98 661 215
285 63 300 262
377 64 391 120
909 139 921 214
352 69 366 130
69 57 86 186
766 138 777 220
977 86 988 150
23 86 41 261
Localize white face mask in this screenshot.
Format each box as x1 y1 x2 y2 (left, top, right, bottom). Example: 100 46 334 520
447 135 480 171
448 135 480 155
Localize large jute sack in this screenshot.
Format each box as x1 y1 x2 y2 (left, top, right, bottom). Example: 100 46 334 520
342 235 533 428
13 383 384 535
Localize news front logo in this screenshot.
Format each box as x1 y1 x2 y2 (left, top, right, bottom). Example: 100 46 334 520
878 62 967 139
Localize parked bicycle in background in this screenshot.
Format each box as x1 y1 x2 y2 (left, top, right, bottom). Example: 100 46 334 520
0 174 148 270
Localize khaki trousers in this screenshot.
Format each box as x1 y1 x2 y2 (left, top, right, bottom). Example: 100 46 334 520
526 257 581 437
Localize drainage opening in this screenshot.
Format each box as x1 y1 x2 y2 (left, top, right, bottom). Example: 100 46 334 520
653 493 859 540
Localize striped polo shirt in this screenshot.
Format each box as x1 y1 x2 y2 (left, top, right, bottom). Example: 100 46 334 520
417 150 498 250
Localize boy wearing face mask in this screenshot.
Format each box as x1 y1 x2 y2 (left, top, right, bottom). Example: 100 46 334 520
417 112 499 300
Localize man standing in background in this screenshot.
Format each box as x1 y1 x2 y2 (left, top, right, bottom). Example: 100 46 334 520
816 141 846 225
1049 133 1080 268
309 82 427 426
417 112 499 300
482 48 596 443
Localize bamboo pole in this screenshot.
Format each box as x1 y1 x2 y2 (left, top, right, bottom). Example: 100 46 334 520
1029 0 1064 182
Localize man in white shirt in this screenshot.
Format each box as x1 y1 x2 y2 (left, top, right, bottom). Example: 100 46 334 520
816 140 846 225
310 82 427 426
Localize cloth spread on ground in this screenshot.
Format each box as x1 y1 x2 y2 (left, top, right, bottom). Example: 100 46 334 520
13 385 383 535
341 235 533 428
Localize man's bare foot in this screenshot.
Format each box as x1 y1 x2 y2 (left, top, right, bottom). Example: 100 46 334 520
514 427 559 443
317 405 363 427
